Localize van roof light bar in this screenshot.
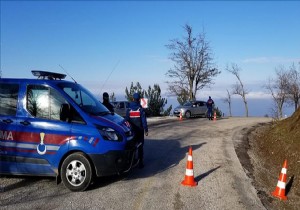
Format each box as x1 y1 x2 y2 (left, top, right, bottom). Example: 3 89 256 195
31 70 66 80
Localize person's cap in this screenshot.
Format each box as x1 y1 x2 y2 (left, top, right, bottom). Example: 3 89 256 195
103 92 109 98
133 93 141 100
209 96 211 99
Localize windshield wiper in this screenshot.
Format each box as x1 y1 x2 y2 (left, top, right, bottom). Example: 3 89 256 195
94 111 111 116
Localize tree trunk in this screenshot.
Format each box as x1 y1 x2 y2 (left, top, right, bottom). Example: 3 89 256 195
243 98 249 117
229 102 232 117
189 82 194 100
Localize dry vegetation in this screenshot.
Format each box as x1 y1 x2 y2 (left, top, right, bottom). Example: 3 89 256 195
249 108 300 210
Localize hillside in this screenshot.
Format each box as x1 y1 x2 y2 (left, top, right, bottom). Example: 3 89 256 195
249 107 300 210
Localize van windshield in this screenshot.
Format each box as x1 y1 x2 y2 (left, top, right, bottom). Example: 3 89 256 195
58 83 110 116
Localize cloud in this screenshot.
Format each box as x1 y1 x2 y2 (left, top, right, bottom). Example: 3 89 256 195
242 57 300 64
246 91 272 99
199 89 272 100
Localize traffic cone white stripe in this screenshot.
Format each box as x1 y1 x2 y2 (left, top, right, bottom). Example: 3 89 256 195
188 155 193 161
185 169 194 176
277 181 286 189
281 168 287 174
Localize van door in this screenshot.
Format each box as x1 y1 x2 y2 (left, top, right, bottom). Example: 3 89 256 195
16 84 73 175
0 82 19 173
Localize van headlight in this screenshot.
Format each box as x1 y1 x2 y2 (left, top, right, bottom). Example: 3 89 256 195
97 127 121 141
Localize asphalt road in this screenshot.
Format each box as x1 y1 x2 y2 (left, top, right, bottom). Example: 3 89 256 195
0 117 272 210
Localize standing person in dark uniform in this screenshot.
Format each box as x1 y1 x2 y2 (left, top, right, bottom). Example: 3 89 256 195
126 93 148 168
206 96 214 120
102 92 114 114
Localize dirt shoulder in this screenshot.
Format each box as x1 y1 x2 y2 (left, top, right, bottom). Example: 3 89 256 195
236 121 300 210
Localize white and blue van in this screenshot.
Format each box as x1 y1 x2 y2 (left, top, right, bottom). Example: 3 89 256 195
0 71 139 191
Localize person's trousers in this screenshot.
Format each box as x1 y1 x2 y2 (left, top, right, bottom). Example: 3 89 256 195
207 108 213 119
135 130 145 163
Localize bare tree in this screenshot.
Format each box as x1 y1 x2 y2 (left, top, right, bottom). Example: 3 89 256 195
286 63 300 111
166 24 220 101
226 63 249 117
223 89 232 117
176 88 189 106
110 92 116 102
264 66 289 119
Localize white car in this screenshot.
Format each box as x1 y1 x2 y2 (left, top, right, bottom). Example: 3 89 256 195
173 101 208 118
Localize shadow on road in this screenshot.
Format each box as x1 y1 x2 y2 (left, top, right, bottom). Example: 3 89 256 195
129 139 207 179
90 136 208 190
286 175 294 195
195 166 221 182
0 175 51 192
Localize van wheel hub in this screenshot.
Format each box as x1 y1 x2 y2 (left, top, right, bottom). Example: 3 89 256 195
66 160 86 186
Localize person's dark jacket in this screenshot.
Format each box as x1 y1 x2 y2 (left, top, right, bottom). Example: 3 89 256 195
126 101 148 132
103 101 114 114
206 98 214 109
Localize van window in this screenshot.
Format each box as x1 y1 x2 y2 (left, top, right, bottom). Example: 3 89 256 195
0 83 19 116
27 85 68 121
58 83 109 116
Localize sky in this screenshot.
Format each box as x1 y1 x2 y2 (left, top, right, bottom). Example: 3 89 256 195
1 1 300 116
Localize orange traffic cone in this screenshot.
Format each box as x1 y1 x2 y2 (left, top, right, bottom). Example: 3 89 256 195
213 111 217 121
181 146 197 187
179 111 183 121
272 159 288 200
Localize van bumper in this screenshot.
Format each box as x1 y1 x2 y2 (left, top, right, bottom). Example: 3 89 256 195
90 142 141 177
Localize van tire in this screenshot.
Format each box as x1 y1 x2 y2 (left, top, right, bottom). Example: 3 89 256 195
61 152 92 192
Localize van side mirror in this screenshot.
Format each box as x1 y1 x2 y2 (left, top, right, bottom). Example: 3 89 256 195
60 103 70 122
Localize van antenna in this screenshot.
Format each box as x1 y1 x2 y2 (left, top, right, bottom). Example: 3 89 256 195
59 65 77 83
99 59 120 95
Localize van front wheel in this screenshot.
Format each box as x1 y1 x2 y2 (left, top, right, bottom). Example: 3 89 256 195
61 152 92 192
